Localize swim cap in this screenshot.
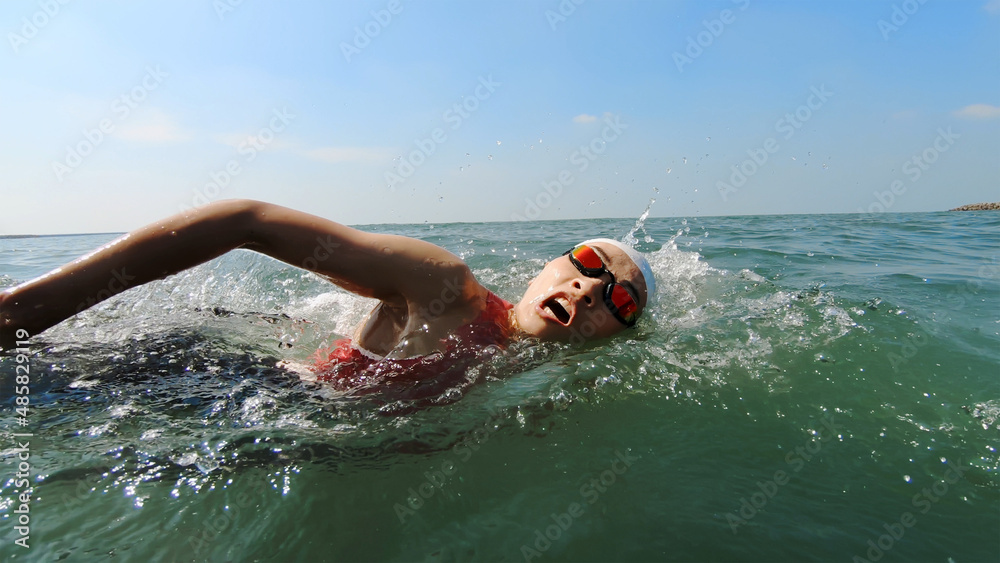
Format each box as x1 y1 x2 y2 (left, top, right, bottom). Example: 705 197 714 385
581 238 657 302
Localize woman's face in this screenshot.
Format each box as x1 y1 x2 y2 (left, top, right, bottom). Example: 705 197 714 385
513 241 648 342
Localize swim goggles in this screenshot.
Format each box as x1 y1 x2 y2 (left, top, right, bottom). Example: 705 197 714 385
564 244 641 327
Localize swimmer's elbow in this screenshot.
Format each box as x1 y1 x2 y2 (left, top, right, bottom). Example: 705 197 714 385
218 199 267 225
219 199 286 246
183 199 263 241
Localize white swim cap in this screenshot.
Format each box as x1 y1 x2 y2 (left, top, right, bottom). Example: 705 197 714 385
581 238 657 301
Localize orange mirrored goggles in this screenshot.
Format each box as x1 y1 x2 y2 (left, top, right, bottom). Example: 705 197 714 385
564 244 641 327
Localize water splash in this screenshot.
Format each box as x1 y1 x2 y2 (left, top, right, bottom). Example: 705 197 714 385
622 198 656 248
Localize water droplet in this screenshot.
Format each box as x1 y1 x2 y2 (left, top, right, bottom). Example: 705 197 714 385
496 140 502 146
706 137 711 141
791 156 797 161
488 154 493 160
822 163 828 170
808 151 812 156
665 168 672 174
682 157 687 164
465 152 470 157
438 196 444 202
904 475 911 483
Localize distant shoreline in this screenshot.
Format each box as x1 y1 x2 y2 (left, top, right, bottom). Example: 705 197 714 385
949 202 1000 211
0 232 124 240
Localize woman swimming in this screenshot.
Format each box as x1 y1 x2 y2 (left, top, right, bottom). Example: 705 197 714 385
0 200 655 387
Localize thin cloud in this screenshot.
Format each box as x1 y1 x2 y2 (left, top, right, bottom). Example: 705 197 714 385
985 0 1000 14
953 103 1000 120
214 132 295 151
305 146 392 163
573 114 597 124
215 133 252 148
115 109 188 142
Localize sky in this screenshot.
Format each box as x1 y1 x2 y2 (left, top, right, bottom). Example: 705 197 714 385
1 0 998 235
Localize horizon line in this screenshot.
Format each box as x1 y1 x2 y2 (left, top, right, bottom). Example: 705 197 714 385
1 206 996 238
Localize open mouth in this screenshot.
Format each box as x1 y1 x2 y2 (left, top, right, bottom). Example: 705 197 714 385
543 296 572 325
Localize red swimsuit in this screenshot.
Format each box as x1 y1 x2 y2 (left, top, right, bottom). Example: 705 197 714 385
309 291 514 396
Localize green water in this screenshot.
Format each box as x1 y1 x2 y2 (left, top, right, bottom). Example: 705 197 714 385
1 212 998 561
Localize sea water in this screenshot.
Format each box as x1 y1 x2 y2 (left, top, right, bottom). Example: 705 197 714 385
0 211 997 562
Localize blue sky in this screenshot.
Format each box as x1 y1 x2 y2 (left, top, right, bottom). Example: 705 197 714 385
1 0 998 234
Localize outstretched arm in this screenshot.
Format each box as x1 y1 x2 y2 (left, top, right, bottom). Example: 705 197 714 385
0 199 484 349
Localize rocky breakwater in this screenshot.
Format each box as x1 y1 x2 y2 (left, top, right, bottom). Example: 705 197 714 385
949 202 1000 211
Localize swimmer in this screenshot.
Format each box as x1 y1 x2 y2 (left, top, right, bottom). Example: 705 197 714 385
0 200 654 385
